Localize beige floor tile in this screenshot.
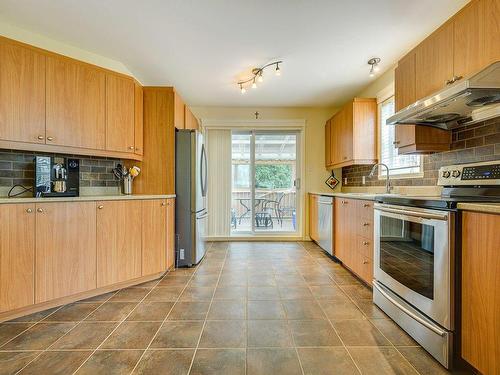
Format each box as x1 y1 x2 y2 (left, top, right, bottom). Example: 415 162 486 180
167 302 210 320
348 347 419 375
75 350 143 375
145 286 185 302
127 301 174 322
8 307 60 323
213 287 247 300
51 322 118 350
333 319 390 346
0 323 33 347
134 349 194 375
158 276 192 287
101 322 160 349
309 285 350 301
20 350 91 375
247 286 280 300
207 301 246 320
179 286 215 302
288 320 342 347
278 286 314 300
0 351 39 375
199 320 246 348
298 347 359 375
247 320 293 347
371 319 418 346
190 349 245 375
247 348 302 375
282 300 326 319
108 288 150 302
85 302 137 322
150 321 203 348
398 347 452 375
2 323 75 350
247 301 286 319
43 303 100 322
319 300 365 320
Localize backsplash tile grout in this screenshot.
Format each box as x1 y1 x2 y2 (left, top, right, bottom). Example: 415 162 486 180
342 118 500 187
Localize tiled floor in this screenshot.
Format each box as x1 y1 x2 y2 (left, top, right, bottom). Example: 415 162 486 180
0 241 461 375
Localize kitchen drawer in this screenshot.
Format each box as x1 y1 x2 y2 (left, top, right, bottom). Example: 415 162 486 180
358 219 373 240
354 251 373 285
356 235 373 260
357 199 374 220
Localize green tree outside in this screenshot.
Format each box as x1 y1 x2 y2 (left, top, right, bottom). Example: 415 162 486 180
255 164 292 189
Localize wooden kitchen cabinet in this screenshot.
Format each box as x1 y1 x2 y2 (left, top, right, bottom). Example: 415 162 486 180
46 55 106 150
166 199 175 270
415 22 454 100
185 106 199 130
325 98 377 169
334 198 373 285
0 38 46 145
309 194 319 242
394 52 416 111
461 211 500 375
174 89 185 129
0 204 35 313
134 81 144 156
35 202 97 303
106 73 136 153
96 200 142 287
142 199 168 275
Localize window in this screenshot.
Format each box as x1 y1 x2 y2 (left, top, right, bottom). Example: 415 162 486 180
379 95 422 178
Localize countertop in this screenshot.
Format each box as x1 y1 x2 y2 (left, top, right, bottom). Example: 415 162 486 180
457 202 500 214
0 194 176 204
309 192 380 201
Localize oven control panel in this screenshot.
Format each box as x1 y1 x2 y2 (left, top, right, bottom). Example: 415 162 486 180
438 160 500 186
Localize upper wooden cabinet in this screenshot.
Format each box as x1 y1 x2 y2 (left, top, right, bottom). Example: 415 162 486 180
0 36 143 160
174 89 185 129
96 200 142 288
185 106 199 130
325 98 377 169
0 39 46 144
0 204 35 313
394 52 416 111
46 56 106 150
106 74 135 153
35 202 97 303
415 22 454 100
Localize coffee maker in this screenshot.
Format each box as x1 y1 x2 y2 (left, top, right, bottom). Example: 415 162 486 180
34 156 80 197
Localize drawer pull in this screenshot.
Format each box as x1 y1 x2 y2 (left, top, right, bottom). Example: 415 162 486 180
47 136 54 141
128 146 135 150
363 241 369 246
26 208 33 213
363 203 370 208
98 205 104 209
36 208 43 213
363 222 370 226
161 202 166 206
363 260 369 264
37 135 44 140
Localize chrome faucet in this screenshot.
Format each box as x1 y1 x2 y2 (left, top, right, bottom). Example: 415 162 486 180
368 163 393 194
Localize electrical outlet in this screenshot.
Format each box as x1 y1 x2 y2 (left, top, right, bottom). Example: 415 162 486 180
344 177 348 185
362 176 366 185
180 249 185 260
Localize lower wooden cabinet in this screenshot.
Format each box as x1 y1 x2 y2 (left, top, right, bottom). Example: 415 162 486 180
166 199 175 270
96 200 142 287
461 211 500 374
0 204 35 312
142 199 168 275
334 198 373 285
35 202 97 303
309 194 319 242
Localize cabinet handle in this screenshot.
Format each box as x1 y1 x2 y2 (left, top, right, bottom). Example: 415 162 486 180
343 156 347 160
452 75 463 83
363 260 369 264
363 222 369 226
37 135 44 140
36 208 43 213
167 202 171 206
363 241 369 246
161 202 166 206
47 136 54 141
445 78 454 85
135 147 140 151
128 146 134 150
26 208 33 213
98 205 104 209
363 203 370 208
392 141 400 145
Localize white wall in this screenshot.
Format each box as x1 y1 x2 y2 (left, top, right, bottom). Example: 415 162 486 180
0 21 135 78
191 106 342 239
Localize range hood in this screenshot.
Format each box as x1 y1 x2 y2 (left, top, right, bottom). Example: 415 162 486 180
387 62 500 130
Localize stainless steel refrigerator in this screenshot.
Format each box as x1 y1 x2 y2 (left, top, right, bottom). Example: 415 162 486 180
175 129 208 267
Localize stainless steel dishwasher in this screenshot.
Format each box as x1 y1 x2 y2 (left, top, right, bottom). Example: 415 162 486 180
317 195 334 255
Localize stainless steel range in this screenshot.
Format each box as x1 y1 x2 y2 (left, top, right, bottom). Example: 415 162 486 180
373 160 500 369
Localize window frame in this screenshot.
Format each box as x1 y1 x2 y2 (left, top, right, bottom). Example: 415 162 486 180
376 84 423 180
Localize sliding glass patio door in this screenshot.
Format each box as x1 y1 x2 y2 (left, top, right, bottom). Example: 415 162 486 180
231 130 300 235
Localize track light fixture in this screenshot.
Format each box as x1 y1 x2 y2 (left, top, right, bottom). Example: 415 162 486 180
238 61 282 94
368 57 381 77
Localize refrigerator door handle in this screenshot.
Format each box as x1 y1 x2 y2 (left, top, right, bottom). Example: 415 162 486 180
200 143 208 197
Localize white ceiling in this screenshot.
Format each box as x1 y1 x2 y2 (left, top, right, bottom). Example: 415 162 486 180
0 0 468 107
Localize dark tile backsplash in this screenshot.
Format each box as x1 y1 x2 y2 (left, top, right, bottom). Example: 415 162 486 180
0 149 122 189
342 117 500 187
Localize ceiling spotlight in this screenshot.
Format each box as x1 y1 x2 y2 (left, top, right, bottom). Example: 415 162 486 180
237 60 283 94
368 57 381 77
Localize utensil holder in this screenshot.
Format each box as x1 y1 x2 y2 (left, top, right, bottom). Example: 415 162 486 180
122 175 133 195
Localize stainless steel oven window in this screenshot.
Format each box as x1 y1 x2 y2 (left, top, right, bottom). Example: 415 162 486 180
379 215 435 299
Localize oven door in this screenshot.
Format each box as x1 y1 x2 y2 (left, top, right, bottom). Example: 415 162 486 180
374 203 454 329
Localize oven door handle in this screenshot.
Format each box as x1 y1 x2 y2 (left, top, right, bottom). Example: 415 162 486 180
374 206 448 221
373 282 447 337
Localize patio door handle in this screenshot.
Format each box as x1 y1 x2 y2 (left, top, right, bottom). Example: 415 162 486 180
294 178 301 190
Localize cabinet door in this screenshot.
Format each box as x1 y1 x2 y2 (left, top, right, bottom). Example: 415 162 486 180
461 212 500 375
134 82 144 155
309 195 319 242
332 113 342 165
46 56 105 149
334 198 353 263
166 199 175 270
106 74 135 153
0 204 35 312
97 200 142 287
484 0 500 67
0 40 46 144
35 202 97 303
340 104 353 163
324 120 332 167
394 125 417 150
185 106 199 130
395 52 416 112
142 199 167 275
415 22 454 100
174 90 185 129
